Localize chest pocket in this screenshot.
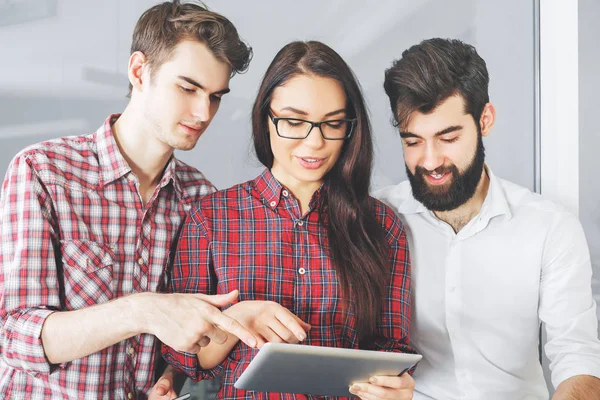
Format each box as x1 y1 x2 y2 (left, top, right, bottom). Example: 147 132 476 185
60 239 115 310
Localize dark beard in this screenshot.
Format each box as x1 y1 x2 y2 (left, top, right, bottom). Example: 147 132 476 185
406 135 485 212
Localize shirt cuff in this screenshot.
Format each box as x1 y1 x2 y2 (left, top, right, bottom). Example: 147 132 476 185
161 343 223 381
2 308 64 375
552 358 600 389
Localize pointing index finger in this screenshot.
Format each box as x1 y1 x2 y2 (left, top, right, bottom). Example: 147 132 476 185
212 312 258 348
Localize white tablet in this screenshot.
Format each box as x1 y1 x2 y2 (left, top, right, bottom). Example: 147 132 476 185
234 343 422 397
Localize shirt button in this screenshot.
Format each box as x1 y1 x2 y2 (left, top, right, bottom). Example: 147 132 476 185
128 347 135 356
297 220 304 227
128 393 133 400
137 258 144 266
270 200 277 208
282 189 289 197
298 267 306 275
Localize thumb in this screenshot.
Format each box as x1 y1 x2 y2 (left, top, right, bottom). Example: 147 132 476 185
155 376 172 396
300 320 312 331
195 290 239 307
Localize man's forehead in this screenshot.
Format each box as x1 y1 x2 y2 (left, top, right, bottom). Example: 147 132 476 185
403 96 469 134
157 41 232 89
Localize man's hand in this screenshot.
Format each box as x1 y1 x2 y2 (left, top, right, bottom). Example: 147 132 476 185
140 290 258 354
349 373 415 400
224 300 311 348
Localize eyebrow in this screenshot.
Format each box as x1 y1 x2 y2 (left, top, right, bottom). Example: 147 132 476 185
279 106 347 118
399 125 463 139
177 75 230 95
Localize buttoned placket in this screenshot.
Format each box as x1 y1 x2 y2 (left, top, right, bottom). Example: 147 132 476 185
278 189 313 314
438 216 477 396
422 209 467 394
124 176 166 397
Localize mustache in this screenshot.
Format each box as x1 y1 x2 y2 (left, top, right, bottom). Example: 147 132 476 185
414 165 457 176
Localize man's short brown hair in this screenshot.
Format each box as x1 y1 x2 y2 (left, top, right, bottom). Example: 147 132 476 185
128 0 252 96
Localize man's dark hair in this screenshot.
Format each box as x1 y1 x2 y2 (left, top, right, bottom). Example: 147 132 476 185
383 38 489 128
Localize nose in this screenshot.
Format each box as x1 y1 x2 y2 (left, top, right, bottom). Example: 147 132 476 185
192 95 211 122
421 142 444 172
302 125 326 148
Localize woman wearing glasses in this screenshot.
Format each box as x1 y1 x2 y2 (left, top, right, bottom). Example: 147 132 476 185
162 41 414 400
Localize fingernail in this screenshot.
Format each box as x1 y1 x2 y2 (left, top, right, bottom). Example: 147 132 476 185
297 332 306 341
350 384 361 393
248 338 257 347
369 377 377 383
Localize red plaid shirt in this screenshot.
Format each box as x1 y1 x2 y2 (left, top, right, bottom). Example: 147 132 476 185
0 115 215 399
162 169 412 400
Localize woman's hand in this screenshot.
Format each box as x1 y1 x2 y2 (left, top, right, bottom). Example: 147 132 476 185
147 366 179 400
349 373 415 400
225 300 311 348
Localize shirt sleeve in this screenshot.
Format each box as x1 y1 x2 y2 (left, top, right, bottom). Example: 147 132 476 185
0 153 64 375
161 208 223 381
364 203 414 355
539 210 600 387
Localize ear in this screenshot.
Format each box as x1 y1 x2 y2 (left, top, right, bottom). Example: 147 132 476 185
479 103 496 137
128 51 149 94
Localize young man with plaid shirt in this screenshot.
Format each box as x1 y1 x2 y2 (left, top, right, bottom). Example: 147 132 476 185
0 2 257 398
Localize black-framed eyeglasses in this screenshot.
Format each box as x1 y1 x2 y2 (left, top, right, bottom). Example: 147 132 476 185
268 112 356 140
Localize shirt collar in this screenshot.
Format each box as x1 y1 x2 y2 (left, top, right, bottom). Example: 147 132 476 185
96 114 132 186
159 156 184 199
254 168 284 208
399 165 512 221
253 168 326 211
479 166 512 221
96 114 183 197
397 187 428 215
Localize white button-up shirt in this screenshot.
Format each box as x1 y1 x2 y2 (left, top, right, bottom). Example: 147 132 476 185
374 168 600 399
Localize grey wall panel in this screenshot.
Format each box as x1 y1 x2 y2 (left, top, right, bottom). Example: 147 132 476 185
0 0 535 192
579 0 600 330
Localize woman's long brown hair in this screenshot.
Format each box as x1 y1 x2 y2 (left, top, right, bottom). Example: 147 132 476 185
251 41 390 340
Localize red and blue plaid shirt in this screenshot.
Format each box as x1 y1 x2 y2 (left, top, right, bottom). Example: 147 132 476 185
0 115 215 399
162 169 412 400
